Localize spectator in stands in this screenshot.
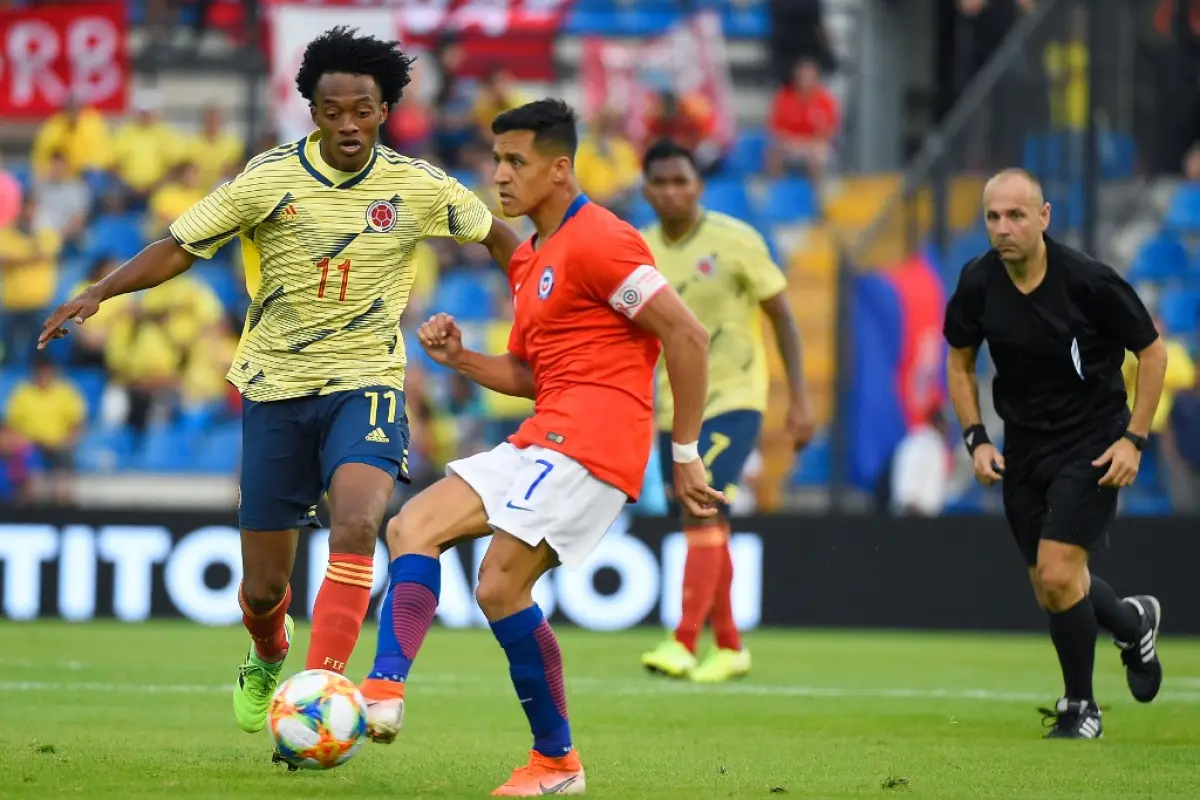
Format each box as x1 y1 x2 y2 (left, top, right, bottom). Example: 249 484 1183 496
69 257 128 370
768 0 835 86
4 353 86 504
1043 4 1088 132
1183 142 1200 180
1124 315 1196 497
0 423 35 506
643 89 722 174
187 104 245 190
30 94 111 180
473 69 530 144
86 187 145 263
575 108 642 220
888 408 952 517
110 89 183 206
148 161 207 239
32 150 90 257
431 40 479 167
766 57 840 182
386 84 437 159
179 314 238 414
0 196 61 366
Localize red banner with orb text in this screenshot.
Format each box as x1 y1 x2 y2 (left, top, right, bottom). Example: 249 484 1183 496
0 3 129 116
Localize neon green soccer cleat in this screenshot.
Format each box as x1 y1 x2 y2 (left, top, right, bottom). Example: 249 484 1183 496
233 614 295 733
691 648 751 685
640 637 698 678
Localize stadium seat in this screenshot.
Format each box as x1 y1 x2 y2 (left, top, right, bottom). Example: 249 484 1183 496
727 129 768 176
627 195 657 230
85 213 145 262
192 264 242 312
702 178 752 220
71 368 108 419
1127 232 1190 284
790 432 831 487
1100 132 1137 180
76 425 135 473
192 422 242 472
432 271 500 323
1021 133 1066 177
134 424 194 472
1156 288 1200 336
720 4 770 37
0 368 27 411
758 178 817 224
612 8 678 36
1164 184 1200 232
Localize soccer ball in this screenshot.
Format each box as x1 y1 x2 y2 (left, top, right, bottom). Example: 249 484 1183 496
268 669 368 770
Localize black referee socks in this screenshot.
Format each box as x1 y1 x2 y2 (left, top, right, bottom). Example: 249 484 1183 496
1048 597 1098 703
1089 576 1143 643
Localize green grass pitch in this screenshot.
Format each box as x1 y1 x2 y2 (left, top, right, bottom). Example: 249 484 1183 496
2 622 1198 798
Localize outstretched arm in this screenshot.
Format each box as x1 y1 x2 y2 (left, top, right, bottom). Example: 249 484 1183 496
39 238 196 348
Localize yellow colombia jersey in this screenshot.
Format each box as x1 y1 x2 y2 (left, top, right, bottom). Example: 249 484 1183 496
169 132 493 402
642 211 787 430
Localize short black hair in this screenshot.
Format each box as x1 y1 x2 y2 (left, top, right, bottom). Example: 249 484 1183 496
492 98 579 157
295 26 414 108
642 139 699 176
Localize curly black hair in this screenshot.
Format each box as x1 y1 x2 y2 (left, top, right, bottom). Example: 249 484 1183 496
295 26 415 108
492 98 579 157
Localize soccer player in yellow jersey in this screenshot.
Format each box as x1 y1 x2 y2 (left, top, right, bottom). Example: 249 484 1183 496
39 27 521 737
638 140 816 684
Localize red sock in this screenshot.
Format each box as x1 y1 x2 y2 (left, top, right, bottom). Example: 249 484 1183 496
710 540 742 652
306 553 374 674
674 535 723 654
241 584 291 663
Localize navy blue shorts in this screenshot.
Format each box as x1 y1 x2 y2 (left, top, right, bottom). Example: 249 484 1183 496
658 409 763 517
239 386 410 531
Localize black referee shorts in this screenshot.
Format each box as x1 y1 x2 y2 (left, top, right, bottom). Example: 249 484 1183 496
1001 421 1125 567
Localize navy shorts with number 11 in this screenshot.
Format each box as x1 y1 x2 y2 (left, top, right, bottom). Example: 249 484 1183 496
239 386 410 531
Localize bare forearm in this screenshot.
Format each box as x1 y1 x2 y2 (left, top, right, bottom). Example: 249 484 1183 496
455 350 535 399
663 327 710 443
92 238 195 301
769 311 806 400
482 217 521 273
1129 344 1168 436
947 364 983 429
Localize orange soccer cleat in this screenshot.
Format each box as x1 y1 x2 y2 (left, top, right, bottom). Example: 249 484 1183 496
358 677 405 744
491 750 587 796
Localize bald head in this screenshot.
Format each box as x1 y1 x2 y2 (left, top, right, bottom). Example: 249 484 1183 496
983 168 1049 266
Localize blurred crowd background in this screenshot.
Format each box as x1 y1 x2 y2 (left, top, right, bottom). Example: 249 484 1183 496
1 0 1199 521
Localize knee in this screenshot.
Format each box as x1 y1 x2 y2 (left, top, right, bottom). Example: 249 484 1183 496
475 563 527 621
1035 560 1086 609
329 510 381 556
385 501 442 558
241 570 289 613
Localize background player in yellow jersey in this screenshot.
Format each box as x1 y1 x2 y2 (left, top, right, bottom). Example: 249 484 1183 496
638 139 815 683
38 27 521 738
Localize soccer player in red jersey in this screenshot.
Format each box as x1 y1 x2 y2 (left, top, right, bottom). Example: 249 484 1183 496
357 98 722 796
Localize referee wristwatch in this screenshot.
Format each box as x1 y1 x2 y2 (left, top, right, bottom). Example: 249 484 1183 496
1122 431 1149 451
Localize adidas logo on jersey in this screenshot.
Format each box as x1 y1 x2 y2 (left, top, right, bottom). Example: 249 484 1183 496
365 427 390 443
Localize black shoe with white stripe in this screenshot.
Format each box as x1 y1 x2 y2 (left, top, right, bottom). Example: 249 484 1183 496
1040 698 1103 739
1115 595 1163 703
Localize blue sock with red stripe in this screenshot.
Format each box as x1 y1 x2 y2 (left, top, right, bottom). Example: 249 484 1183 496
489 604 573 757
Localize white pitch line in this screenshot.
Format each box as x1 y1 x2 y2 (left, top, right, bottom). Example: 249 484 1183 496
3 679 1200 705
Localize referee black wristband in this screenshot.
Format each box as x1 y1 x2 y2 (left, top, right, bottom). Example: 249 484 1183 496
963 424 991 456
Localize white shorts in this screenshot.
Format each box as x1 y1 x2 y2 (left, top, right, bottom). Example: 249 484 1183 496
446 442 628 570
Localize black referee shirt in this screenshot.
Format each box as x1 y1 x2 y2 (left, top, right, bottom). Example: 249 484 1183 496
943 237 1158 438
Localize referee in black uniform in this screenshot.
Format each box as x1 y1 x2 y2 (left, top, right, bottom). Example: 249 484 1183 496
943 169 1168 739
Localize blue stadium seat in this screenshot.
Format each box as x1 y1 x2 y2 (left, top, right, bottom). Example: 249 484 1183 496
1164 184 1200 232
76 425 134 473
1157 288 1200 336
790 432 830 487
0 368 27 411
702 178 752 219
85 213 145 262
1121 488 1173 515
1127 232 1190 284
134 424 194 472
432 271 499 323
192 264 242 312
192 422 242 473
627 195 657 230
71 368 108 419
1022 133 1066 177
612 8 678 36
720 4 769 37
758 178 817 224
727 129 768 176
1100 132 1137 180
